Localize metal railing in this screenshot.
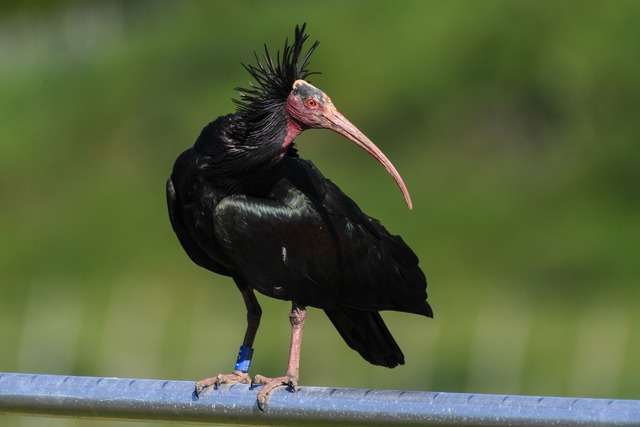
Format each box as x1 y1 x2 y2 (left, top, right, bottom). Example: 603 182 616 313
1 372 639 426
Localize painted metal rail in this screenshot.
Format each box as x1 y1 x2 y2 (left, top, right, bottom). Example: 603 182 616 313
1 372 639 426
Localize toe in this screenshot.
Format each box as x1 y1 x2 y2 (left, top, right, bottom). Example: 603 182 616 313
251 374 270 386
254 375 297 410
194 377 216 398
195 371 250 397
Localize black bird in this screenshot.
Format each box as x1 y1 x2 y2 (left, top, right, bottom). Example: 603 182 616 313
167 24 432 409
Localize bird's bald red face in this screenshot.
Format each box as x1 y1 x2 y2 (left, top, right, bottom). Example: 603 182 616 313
284 79 413 209
286 80 335 129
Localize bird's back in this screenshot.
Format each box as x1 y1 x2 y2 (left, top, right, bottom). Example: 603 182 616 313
209 155 431 317
209 155 431 367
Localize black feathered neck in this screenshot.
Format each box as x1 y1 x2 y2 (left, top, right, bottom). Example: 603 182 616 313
233 24 320 142
193 25 317 191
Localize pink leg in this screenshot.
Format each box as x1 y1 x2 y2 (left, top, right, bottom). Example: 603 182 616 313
253 303 306 410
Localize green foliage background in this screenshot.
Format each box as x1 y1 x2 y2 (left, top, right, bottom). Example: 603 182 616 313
1 1 639 426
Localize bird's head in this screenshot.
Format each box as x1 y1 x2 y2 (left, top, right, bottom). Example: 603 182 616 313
235 24 413 209
286 79 412 209
285 80 333 129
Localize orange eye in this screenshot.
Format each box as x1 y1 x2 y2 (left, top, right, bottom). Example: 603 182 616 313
305 98 318 108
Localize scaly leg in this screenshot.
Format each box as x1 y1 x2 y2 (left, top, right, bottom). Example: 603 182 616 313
195 283 262 397
253 302 306 410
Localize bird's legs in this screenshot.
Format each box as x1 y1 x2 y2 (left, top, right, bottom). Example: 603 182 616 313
195 285 262 397
253 302 306 410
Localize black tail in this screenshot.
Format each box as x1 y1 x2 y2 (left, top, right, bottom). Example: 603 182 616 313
324 308 404 368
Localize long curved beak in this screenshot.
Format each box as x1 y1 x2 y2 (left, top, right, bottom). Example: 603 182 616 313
322 104 413 210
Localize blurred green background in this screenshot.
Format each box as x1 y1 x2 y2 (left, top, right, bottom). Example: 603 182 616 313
1 1 639 426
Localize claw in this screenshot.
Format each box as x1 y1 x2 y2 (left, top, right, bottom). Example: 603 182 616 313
194 382 204 398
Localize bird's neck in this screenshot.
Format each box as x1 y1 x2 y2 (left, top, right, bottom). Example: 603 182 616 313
194 110 296 191
283 117 303 153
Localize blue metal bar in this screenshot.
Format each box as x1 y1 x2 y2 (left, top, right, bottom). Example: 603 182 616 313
1 372 639 426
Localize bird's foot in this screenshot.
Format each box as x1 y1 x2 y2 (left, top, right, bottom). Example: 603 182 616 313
194 370 251 398
252 374 297 410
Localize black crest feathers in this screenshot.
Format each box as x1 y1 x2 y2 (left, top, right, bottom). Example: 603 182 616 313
234 24 320 118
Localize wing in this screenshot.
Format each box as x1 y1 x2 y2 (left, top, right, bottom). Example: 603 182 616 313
167 150 230 277
212 157 431 317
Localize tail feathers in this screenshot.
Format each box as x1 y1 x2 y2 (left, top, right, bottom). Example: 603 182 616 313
324 308 404 368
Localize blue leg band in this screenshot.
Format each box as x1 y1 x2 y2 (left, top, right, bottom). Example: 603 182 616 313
234 345 254 373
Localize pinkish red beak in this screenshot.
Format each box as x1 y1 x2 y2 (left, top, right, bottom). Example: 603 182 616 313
322 103 413 210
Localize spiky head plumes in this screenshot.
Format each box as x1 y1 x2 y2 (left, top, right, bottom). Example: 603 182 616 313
218 24 413 208
234 24 320 127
